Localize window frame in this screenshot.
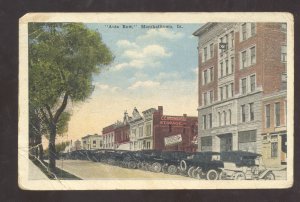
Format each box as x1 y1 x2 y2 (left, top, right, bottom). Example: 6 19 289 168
265 104 271 128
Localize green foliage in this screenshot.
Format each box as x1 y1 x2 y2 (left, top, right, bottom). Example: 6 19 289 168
28 22 114 169
29 23 114 109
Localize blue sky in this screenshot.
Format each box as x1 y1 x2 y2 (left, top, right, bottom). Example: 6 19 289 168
65 23 203 141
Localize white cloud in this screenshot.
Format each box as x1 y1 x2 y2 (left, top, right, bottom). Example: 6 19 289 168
95 83 120 92
156 71 181 80
116 40 138 49
128 80 160 90
123 44 171 60
137 28 184 41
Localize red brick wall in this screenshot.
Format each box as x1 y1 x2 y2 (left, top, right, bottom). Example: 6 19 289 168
198 43 219 106
234 23 286 95
262 96 287 134
152 111 198 152
114 125 130 144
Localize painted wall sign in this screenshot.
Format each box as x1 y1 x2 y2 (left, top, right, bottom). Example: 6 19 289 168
164 134 182 146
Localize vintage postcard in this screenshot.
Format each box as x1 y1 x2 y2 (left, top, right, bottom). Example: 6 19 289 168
18 13 294 190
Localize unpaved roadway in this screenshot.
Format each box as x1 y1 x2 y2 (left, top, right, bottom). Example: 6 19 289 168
55 160 286 180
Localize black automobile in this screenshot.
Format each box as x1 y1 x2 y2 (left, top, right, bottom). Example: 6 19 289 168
219 151 275 180
67 150 93 160
149 151 190 175
179 151 224 180
131 150 163 172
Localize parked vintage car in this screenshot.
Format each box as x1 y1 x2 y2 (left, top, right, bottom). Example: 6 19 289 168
132 150 163 172
219 151 275 180
155 151 191 174
179 151 224 180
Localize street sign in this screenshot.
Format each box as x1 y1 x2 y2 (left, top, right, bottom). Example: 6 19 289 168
219 43 228 50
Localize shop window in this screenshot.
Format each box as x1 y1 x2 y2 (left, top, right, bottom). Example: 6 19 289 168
201 136 212 151
271 142 278 158
275 102 281 127
238 130 257 152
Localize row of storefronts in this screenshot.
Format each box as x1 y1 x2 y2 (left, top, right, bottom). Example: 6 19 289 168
81 106 198 152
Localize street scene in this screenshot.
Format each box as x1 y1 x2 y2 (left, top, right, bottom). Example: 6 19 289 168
24 17 290 186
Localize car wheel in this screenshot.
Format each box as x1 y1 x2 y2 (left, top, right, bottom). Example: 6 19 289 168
234 172 246 180
128 161 137 169
206 169 219 180
162 164 168 173
264 172 275 180
188 166 195 177
180 160 187 171
192 168 201 179
167 165 178 175
151 162 162 173
218 171 227 180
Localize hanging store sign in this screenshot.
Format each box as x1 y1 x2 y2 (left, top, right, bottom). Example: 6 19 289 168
164 134 182 146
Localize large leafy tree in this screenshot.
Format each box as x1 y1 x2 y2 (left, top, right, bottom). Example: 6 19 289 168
29 23 113 171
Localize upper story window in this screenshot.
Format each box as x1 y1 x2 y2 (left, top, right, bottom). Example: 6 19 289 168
241 78 247 94
242 23 247 41
231 57 235 73
202 67 214 85
250 74 256 92
251 23 256 36
209 67 214 82
230 31 235 48
281 23 287 32
241 105 246 123
249 102 254 121
202 115 207 129
210 43 214 58
218 112 221 126
250 46 256 65
241 51 247 68
208 113 212 128
228 109 232 125
240 46 257 69
204 69 208 84
240 23 256 42
209 90 213 104
281 45 287 63
204 47 208 61
265 104 271 128
203 92 207 106
202 43 214 63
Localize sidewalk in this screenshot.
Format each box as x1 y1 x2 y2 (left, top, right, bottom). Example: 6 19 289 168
28 160 49 180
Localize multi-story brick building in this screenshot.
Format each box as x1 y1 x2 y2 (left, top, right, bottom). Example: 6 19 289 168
114 111 131 150
128 106 198 151
152 106 198 152
102 124 116 149
193 23 287 166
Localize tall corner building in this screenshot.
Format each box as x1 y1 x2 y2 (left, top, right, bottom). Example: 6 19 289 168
193 23 287 167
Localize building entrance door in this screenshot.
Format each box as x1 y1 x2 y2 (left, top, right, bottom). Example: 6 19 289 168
219 133 232 152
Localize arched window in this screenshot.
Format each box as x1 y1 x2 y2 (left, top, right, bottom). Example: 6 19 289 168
228 109 232 125
224 111 227 126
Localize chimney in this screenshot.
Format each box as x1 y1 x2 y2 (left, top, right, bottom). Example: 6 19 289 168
158 106 163 115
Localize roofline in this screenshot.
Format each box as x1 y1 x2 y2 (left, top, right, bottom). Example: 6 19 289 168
193 23 217 36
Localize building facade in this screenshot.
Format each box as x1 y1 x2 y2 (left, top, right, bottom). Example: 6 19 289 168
81 134 103 150
194 23 287 166
114 111 131 150
102 124 116 149
152 106 198 152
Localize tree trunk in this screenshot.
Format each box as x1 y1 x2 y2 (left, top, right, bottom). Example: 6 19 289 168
35 133 44 160
48 124 57 172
